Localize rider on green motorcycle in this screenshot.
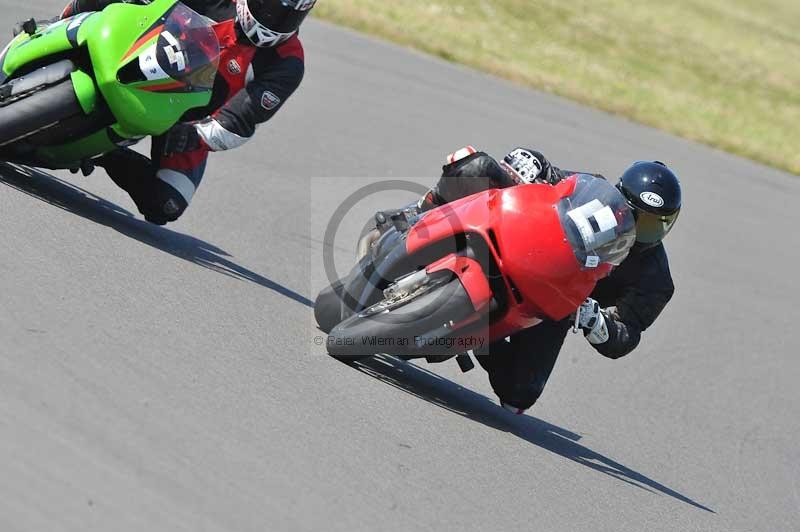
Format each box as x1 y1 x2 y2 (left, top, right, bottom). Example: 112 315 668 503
59 0 314 225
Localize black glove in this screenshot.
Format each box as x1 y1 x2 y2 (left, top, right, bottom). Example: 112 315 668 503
161 122 202 156
441 151 513 185
434 150 517 206
417 188 443 212
374 203 421 234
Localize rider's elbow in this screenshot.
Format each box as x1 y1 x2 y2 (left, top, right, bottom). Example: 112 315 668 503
594 320 641 359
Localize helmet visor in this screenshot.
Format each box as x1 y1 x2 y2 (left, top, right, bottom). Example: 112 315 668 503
635 210 679 244
251 0 314 34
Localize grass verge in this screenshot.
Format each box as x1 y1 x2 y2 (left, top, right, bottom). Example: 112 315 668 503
315 0 800 175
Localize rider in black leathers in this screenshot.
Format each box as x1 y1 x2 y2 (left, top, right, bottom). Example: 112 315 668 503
419 146 680 414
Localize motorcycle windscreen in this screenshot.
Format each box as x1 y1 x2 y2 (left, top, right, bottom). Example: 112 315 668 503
121 3 220 92
492 175 634 321
559 174 637 268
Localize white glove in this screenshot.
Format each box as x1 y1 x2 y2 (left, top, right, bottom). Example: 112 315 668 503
577 298 609 345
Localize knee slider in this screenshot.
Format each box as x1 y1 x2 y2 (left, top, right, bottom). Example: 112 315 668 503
140 180 187 225
150 169 194 223
496 379 545 411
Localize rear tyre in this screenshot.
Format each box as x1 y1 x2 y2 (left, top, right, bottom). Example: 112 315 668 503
0 79 82 147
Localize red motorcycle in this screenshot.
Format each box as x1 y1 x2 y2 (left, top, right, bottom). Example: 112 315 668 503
315 174 636 371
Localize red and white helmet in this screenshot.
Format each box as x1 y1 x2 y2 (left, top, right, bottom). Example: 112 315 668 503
236 0 316 48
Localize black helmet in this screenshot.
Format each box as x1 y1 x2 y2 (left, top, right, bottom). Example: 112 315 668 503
236 0 316 47
617 161 681 247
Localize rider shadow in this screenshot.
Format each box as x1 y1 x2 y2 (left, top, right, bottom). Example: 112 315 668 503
343 354 715 514
0 163 313 308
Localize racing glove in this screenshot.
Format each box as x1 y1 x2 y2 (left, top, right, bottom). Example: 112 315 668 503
577 298 609 345
162 122 205 156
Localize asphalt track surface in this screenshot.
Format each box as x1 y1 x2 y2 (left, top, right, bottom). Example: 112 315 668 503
2 2 799 531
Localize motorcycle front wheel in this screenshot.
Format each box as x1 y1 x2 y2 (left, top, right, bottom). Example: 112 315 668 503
326 277 481 359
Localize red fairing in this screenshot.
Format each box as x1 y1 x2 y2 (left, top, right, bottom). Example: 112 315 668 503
407 175 613 341
427 255 493 312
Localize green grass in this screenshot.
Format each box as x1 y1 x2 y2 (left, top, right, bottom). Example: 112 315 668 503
315 0 800 175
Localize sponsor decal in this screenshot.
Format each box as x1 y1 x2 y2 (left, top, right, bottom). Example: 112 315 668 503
67 12 92 32
260 90 281 111
162 31 186 72
227 59 242 75
640 191 665 208
164 45 187 72
122 23 165 62
139 45 165 80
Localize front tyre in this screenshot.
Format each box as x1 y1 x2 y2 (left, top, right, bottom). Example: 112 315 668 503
0 78 83 147
327 278 479 359
314 278 347 335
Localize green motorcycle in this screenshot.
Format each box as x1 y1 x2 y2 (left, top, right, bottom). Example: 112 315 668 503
0 0 219 170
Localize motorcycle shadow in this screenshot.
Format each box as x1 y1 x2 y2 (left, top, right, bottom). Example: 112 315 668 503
343 354 714 513
0 163 312 308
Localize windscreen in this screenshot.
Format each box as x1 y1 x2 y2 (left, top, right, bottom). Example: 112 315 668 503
558 174 636 268
146 3 220 90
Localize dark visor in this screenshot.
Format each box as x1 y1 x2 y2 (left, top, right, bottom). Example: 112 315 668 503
254 0 312 34
635 210 680 244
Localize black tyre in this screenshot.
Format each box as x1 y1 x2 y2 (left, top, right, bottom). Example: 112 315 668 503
0 79 82 147
314 278 347 335
327 278 479 358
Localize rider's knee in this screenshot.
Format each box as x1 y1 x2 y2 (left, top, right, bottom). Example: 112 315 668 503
145 170 193 225
495 379 546 413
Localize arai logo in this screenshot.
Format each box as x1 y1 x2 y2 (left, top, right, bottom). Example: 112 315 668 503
640 191 665 208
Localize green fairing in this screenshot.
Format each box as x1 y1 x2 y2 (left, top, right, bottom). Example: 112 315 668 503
38 129 118 163
85 0 212 135
70 70 97 114
0 0 216 168
2 23 75 77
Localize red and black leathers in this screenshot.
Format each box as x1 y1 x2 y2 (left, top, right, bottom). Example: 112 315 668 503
434 150 675 409
61 0 305 224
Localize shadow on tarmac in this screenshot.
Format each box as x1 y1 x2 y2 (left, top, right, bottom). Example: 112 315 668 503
0 163 313 308
3 163 712 512
344 354 715 514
